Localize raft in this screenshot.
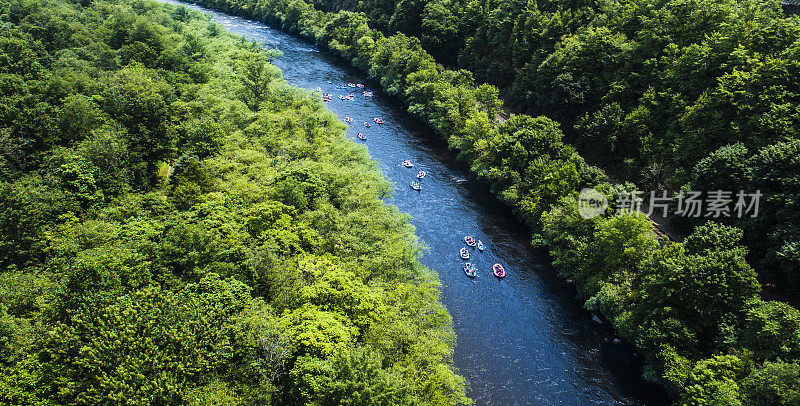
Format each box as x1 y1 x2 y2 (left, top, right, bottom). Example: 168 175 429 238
464 236 476 247
493 263 506 278
464 262 477 278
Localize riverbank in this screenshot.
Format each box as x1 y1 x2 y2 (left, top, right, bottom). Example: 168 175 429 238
0 0 470 403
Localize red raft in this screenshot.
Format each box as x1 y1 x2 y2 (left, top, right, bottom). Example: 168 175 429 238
463 262 477 278
464 235 476 247
492 263 506 278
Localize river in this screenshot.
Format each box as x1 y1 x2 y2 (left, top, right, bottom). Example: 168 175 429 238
158 1 666 404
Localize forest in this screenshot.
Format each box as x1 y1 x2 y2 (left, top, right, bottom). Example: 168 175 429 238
0 0 471 404
174 0 800 403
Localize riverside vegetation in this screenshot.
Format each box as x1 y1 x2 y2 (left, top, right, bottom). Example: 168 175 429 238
0 0 471 404
177 0 800 404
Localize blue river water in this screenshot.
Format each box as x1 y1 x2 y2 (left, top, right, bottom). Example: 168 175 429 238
158 1 667 404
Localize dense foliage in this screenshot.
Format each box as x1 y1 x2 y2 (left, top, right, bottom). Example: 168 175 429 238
178 0 800 403
0 0 470 404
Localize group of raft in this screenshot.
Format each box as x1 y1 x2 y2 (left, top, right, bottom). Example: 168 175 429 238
321 80 380 144
461 236 505 279
403 160 426 191
333 82 365 89
320 82 372 103
345 116 385 141
323 81 505 280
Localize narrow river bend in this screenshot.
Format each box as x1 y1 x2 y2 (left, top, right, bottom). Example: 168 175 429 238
158 1 665 404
